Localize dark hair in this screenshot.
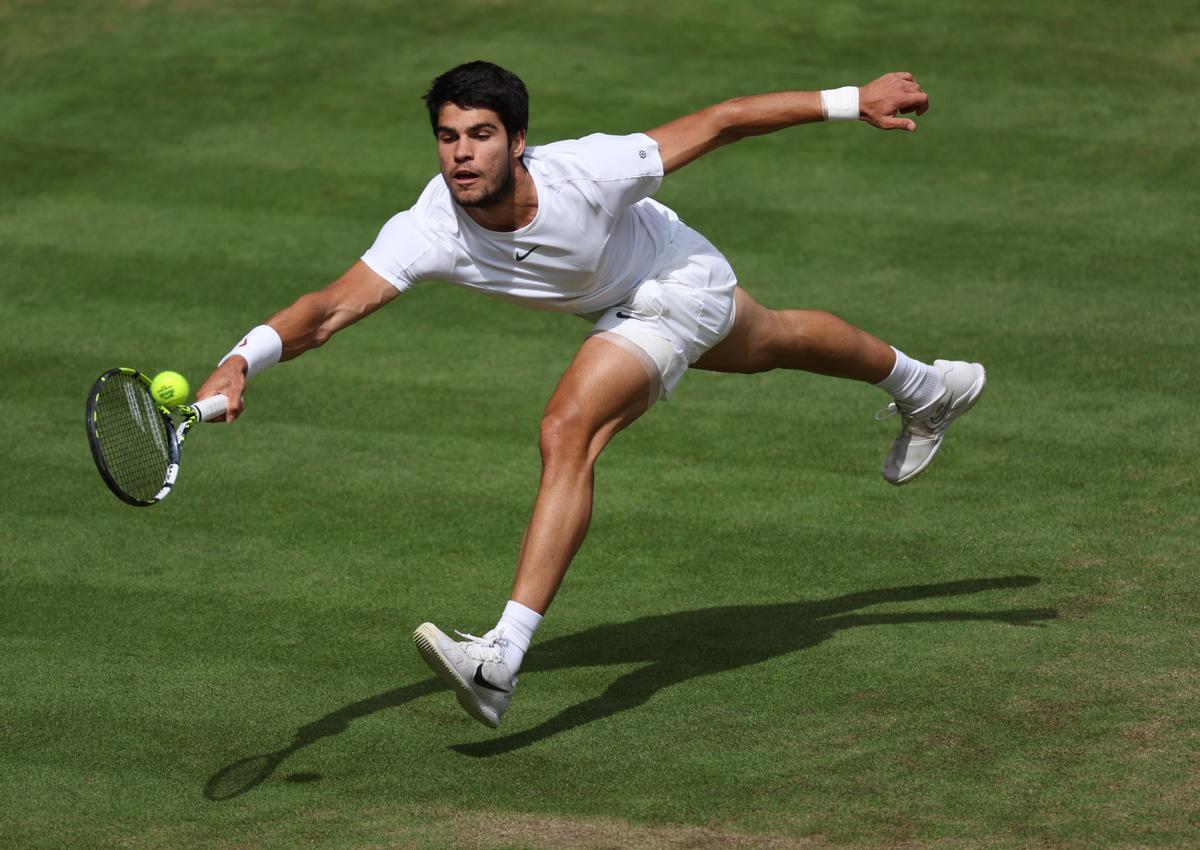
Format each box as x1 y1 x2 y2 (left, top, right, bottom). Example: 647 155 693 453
423 61 529 140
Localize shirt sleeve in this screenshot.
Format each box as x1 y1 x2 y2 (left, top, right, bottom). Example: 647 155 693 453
360 210 440 293
547 132 664 215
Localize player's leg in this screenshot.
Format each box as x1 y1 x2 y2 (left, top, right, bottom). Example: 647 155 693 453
414 335 653 727
692 287 896 381
512 334 654 612
694 287 985 484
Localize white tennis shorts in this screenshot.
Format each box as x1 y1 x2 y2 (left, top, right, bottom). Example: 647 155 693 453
586 221 737 402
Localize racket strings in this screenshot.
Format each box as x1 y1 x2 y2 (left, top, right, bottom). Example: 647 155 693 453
92 374 173 501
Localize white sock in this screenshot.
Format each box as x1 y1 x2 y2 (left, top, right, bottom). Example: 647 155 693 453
875 347 942 410
494 600 542 673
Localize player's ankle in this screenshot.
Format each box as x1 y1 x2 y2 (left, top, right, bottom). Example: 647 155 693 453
876 346 942 410
495 599 542 673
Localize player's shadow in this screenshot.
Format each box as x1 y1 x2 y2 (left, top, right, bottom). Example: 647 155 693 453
204 575 1052 798
455 574 1053 757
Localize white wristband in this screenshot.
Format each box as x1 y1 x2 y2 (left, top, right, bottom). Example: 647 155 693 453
820 86 860 121
219 324 283 378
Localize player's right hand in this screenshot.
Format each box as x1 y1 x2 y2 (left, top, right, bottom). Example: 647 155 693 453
196 358 248 422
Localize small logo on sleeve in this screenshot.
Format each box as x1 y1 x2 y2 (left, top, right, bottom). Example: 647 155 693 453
638 150 647 159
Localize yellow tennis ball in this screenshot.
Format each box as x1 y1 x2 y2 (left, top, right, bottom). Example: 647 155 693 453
150 371 190 407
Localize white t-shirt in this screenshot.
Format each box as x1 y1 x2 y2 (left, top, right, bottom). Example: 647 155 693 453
361 132 681 315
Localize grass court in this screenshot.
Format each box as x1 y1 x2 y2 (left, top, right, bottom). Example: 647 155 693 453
2 0 1197 847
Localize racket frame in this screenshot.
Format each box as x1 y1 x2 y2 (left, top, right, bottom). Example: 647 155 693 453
86 367 221 507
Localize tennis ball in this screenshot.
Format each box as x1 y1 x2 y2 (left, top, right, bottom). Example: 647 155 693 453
150 371 190 407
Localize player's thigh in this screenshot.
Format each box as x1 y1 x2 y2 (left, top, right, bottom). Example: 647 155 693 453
691 287 780 374
542 335 654 454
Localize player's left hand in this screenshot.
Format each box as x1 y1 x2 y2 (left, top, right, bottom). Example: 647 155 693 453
859 72 929 132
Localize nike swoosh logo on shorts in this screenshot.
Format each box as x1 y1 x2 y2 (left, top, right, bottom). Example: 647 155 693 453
615 311 636 320
514 246 540 261
473 664 509 693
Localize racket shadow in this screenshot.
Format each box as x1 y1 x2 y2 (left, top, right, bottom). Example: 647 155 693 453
203 678 441 801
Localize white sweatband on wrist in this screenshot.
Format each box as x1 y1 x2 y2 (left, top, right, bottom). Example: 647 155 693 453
820 86 860 121
218 324 283 378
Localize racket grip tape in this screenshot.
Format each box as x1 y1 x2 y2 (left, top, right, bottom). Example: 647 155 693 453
193 394 229 422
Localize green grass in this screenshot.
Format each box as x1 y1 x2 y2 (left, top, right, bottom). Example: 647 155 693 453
2 1 1198 847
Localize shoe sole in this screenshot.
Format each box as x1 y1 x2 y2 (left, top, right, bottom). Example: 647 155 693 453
412 623 500 728
890 363 987 486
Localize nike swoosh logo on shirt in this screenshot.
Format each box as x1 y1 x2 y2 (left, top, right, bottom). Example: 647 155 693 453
473 664 509 693
514 246 540 261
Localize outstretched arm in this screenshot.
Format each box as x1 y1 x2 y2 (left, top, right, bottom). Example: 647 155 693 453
646 71 929 175
196 260 399 421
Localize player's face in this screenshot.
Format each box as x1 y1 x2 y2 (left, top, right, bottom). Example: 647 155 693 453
435 104 525 209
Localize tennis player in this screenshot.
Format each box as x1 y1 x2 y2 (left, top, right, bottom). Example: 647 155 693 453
196 61 985 728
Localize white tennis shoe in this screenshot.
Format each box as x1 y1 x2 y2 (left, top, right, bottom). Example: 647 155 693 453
413 622 516 728
878 359 986 485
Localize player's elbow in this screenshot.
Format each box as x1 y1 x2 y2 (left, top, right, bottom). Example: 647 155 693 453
714 97 770 141
281 291 340 351
310 325 335 349
311 308 352 348
708 99 748 144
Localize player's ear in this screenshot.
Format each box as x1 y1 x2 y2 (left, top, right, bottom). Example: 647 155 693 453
510 128 526 159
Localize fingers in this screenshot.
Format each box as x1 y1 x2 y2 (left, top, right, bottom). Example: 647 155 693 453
876 115 918 132
898 90 929 115
224 395 246 423
196 362 247 423
197 390 243 422
898 81 928 110
860 72 927 131
220 387 245 422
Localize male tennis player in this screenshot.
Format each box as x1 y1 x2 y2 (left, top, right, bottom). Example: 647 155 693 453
197 61 985 729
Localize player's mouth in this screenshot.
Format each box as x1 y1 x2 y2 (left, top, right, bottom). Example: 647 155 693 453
452 169 480 188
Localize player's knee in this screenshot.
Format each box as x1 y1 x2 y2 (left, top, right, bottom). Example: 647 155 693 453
538 403 591 465
744 309 798 371
767 308 831 364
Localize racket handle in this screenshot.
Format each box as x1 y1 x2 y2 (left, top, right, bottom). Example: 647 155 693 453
193 394 229 422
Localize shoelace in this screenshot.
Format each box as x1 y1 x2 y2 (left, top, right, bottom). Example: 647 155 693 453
876 396 952 439
874 403 899 422
876 402 920 432
454 628 508 663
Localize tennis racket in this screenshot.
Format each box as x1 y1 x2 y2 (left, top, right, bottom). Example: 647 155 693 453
86 367 229 506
